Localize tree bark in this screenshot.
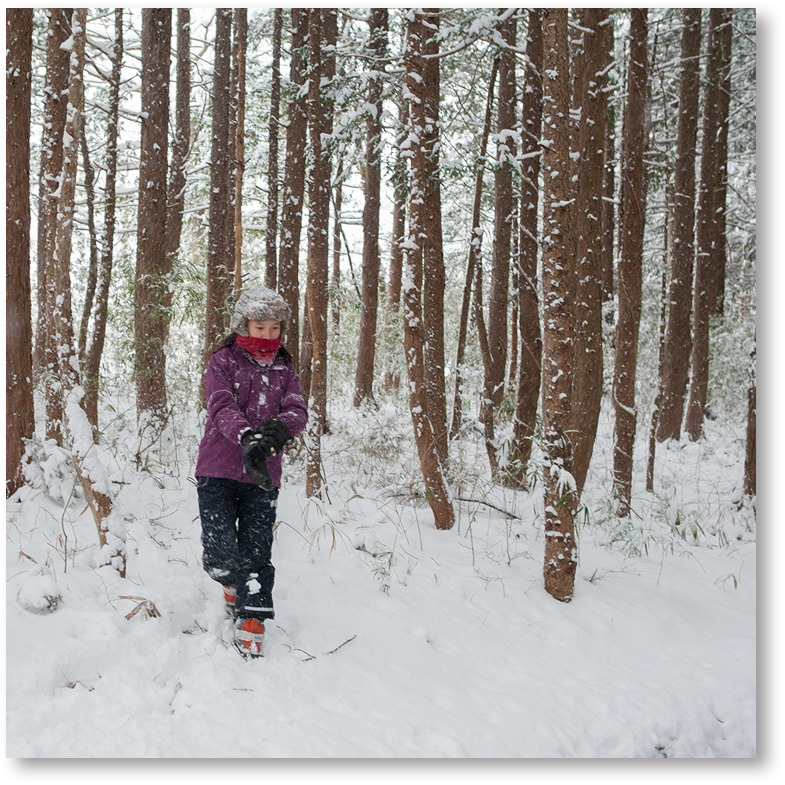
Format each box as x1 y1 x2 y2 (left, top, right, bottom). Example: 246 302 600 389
305 9 336 499
353 8 388 408
331 157 344 330
135 8 172 441
77 130 99 365
6 8 35 497
571 8 610 494
83 8 123 429
278 9 309 368
612 8 649 517
161 8 191 343
403 8 454 531
479 14 517 476
657 9 702 442
264 8 281 290
744 330 756 499
487 13 517 411
540 9 578 602
35 8 72 444
205 9 233 364
231 9 247 300
710 11 733 317
407 8 449 465
601 18 616 311
647 190 673 493
685 9 728 441
509 9 543 487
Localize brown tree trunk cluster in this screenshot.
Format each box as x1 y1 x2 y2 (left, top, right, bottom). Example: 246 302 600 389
6 8 35 498
4 9 753 600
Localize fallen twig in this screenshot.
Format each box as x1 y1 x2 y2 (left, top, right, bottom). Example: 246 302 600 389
454 497 521 520
297 635 357 662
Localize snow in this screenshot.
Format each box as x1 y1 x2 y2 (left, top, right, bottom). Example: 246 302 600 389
5 398 761 763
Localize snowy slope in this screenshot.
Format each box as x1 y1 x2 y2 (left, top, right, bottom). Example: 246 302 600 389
6 404 756 759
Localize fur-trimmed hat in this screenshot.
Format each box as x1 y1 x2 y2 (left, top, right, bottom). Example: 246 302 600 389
230 286 292 337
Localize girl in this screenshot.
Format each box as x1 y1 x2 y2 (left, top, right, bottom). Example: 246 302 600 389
195 286 307 657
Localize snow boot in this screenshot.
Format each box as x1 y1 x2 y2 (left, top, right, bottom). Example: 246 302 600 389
234 618 265 658
222 585 236 617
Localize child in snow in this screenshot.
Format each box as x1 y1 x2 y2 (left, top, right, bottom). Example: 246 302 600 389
195 286 307 657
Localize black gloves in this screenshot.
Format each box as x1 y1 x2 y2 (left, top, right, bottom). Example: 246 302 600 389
257 419 292 455
241 420 292 491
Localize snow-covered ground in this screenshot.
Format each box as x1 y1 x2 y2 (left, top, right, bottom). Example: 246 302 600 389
6 400 758 761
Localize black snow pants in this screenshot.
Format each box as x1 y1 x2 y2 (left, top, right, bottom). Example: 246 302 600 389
197 476 277 621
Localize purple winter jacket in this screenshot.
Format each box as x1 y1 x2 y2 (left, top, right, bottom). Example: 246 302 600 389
195 340 308 487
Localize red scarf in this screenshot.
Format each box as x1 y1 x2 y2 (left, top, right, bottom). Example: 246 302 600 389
236 336 281 365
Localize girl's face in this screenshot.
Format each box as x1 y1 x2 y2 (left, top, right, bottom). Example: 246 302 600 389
247 319 282 340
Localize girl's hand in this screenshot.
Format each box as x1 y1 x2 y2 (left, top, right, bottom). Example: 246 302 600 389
256 419 292 454
241 432 274 490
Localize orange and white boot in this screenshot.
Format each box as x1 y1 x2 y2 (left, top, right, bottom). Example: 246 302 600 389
222 585 236 617
234 618 265 658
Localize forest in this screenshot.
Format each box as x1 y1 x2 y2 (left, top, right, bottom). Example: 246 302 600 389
6 8 757 758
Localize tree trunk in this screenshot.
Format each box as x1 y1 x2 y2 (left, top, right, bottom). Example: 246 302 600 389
450 59 498 441
331 158 344 330
35 8 72 444
601 18 616 311
135 8 172 444
407 8 449 465
332 156 351 332
479 14 517 476
6 8 35 497
278 9 309 368
205 9 233 364
571 8 610 494
685 9 728 441
612 8 649 517
656 9 702 443
299 291 313 404
647 190 673 493
162 8 191 344
744 330 756 499
540 9 578 602
353 8 388 408
264 8 281 290
305 9 336 499
710 11 733 317
231 9 246 302
508 231 519 395
77 130 99 365
83 8 123 429
509 9 543 487
403 8 454 531
383 99 408 394
487 13 517 412
50 9 125 573
225 15 238 301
